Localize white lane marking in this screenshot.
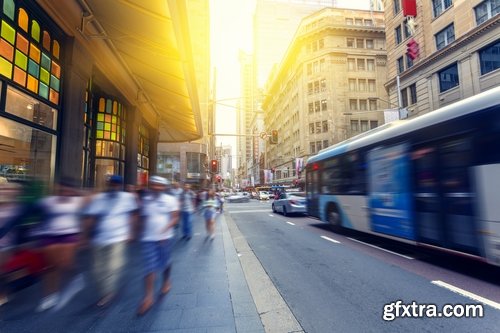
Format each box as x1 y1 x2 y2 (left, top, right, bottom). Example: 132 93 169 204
347 237 414 259
229 209 271 214
432 280 500 310
269 214 274 217
286 222 295 225
321 236 341 244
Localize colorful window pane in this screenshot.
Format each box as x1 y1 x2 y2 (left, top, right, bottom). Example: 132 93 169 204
112 116 117 124
0 38 14 60
113 101 117 114
27 74 38 93
106 100 112 114
13 66 26 85
31 20 40 42
99 98 105 112
27 59 39 77
104 115 111 123
18 9 28 32
51 61 60 78
49 75 59 91
111 133 116 141
1 20 15 45
104 123 111 131
16 33 28 54
3 0 14 21
97 122 103 130
29 44 40 62
41 53 50 69
0 56 12 78
96 130 103 139
42 31 50 51
53 40 59 59
39 82 48 99
40 68 49 84
49 89 58 104
14 49 27 69
97 114 104 122
103 132 110 140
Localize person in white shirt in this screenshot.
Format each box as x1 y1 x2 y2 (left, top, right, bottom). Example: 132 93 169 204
82 175 139 308
137 176 179 315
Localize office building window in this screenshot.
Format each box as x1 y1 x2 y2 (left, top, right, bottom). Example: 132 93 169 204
349 79 357 91
309 123 314 134
406 54 414 69
355 18 363 25
479 40 500 75
366 39 374 49
369 99 377 110
308 102 314 114
397 57 404 73
346 18 353 25
357 39 364 48
357 59 365 70
308 82 313 95
322 121 328 132
365 19 373 26
307 63 312 75
350 99 358 110
438 63 459 92
323 140 329 148
315 122 321 133
370 121 378 129
433 0 453 17
359 100 367 111
368 79 376 92
314 81 320 93
351 120 359 132
435 24 455 50
403 19 412 38
395 26 402 44
360 120 369 132
316 141 323 151
394 0 401 14
367 59 375 71
475 0 499 25
359 79 366 92
310 142 316 154
348 58 356 71
315 101 320 112
321 99 327 111
347 38 355 47
321 79 327 91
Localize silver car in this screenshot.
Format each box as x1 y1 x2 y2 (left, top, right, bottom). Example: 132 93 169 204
272 192 307 216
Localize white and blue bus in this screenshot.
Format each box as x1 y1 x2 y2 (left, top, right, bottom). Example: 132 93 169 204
305 86 500 265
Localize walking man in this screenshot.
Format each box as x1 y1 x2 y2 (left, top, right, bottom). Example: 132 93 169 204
137 176 179 315
180 183 196 240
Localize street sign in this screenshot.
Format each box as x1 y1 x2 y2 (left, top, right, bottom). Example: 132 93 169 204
260 132 267 139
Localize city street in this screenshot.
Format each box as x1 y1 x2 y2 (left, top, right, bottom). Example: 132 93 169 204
226 199 500 332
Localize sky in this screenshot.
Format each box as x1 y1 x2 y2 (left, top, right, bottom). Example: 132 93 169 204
210 0 372 154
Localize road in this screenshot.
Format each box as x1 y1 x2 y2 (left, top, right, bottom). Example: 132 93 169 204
225 199 500 332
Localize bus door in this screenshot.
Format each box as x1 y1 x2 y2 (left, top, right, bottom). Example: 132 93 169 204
306 167 320 218
413 137 479 254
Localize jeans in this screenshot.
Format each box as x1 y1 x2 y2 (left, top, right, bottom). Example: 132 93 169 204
181 211 193 237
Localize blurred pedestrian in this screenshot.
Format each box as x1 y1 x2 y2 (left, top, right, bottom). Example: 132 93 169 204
82 175 139 308
202 189 219 241
0 182 22 307
137 176 179 315
180 183 196 240
8 178 87 312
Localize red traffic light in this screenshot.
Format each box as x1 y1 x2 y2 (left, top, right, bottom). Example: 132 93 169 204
270 130 278 144
210 159 218 172
406 38 419 60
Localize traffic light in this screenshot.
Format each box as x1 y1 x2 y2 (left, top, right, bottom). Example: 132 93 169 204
210 159 218 173
406 38 419 61
270 130 278 144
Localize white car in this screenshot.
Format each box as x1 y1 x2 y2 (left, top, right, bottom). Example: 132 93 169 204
258 191 270 200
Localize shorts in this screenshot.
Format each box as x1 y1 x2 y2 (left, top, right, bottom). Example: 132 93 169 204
204 208 217 221
141 240 172 275
39 233 80 247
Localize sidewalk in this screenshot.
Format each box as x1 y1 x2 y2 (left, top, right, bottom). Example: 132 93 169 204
0 212 265 333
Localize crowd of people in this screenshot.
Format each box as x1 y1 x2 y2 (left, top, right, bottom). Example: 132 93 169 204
0 175 224 316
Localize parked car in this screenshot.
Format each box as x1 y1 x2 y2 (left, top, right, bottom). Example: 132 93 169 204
272 192 307 216
258 191 271 200
227 192 250 203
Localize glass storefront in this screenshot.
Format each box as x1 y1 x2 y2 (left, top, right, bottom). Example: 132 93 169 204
137 123 150 185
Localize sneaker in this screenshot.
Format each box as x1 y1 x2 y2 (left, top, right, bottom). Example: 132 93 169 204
53 274 85 312
36 293 59 312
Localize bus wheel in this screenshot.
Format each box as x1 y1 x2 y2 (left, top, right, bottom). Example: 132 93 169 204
327 204 341 230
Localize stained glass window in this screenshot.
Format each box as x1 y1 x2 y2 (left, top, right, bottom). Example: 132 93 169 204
0 1 62 105
95 97 126 146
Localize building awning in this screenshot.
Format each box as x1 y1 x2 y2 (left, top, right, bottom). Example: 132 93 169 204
36 0 203 142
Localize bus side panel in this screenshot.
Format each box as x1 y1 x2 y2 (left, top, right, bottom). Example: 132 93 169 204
336 195 371 232
475 164 500 265
368 143 416 240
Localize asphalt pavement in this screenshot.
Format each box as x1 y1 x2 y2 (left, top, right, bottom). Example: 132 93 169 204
0 211 266 333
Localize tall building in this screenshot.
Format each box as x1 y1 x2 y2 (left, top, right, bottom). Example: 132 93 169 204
384 0 500 118
254 0 336 87
237 50 256 187
263 7 387 185
157 0 211 188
